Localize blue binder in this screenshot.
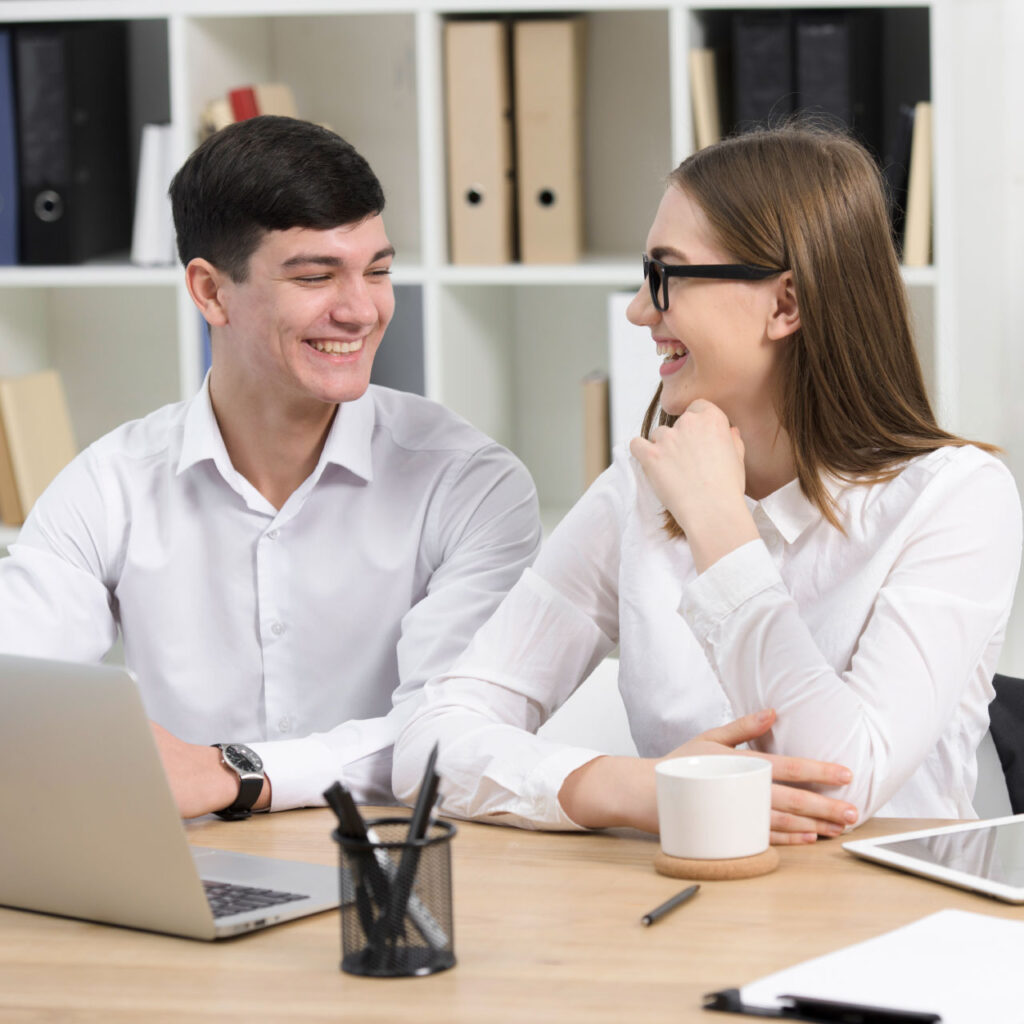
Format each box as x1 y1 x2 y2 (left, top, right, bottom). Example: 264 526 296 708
0 31 18 266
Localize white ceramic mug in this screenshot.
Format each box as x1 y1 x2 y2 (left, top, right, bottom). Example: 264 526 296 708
655 755 772 860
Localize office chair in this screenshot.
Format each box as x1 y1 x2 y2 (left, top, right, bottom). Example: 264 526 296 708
987 673 1024 814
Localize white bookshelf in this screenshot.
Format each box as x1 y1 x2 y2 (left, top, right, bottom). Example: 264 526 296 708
0 0 958 522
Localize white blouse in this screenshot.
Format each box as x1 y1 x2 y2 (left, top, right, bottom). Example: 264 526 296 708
394 443 1022 829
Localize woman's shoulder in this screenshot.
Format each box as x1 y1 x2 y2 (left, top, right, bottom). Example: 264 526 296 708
903 444 1018 496
861 444 1022 537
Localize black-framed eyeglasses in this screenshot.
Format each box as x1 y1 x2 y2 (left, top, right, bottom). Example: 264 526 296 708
642 253 783 312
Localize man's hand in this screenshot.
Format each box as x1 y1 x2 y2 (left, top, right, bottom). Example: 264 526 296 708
558 709 858 842
149 722 271 819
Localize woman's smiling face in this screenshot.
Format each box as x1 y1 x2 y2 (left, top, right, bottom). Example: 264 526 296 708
627 185 788 425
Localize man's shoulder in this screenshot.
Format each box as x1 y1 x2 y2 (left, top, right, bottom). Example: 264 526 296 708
85 397 190 466
367 385 502 458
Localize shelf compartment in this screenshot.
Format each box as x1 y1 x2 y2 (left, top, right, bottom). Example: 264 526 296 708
0 286 182 449
180 14 421 261
436 282 637 512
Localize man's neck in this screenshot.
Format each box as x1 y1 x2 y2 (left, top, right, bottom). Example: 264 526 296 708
208 374 338 510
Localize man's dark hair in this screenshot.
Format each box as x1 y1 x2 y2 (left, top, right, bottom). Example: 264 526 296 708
169 115 385 282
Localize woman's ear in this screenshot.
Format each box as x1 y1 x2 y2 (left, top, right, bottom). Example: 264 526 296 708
766 270 801 341
184 258 229 327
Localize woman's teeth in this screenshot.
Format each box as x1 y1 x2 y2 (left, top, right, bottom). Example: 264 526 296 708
656 342 688 363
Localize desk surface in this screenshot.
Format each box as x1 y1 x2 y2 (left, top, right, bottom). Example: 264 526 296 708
2 811 1019 1022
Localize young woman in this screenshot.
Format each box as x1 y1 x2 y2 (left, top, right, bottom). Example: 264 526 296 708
394 125 1022 843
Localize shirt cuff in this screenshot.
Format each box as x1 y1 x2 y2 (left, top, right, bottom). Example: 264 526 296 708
247 735 338 812
679 539 782 640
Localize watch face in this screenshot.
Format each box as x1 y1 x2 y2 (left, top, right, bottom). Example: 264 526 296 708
223 743 263 774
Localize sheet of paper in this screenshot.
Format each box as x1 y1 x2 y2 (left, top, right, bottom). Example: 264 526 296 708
741 909 1024 1023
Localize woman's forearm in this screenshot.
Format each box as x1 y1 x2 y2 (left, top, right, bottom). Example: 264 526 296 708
557 755 659 831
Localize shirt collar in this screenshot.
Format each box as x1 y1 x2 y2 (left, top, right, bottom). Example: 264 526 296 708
746 473 846 545
317 388 375 483
177 372 233 478
177 373 377 484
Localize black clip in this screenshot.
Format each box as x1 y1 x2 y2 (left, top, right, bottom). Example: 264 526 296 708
703 988 942 1023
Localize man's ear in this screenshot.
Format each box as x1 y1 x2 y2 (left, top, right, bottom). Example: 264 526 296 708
184 258 230 327
766 270 801 341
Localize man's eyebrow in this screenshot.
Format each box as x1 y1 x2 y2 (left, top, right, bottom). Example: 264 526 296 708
649 245 692 264
280 246 396 270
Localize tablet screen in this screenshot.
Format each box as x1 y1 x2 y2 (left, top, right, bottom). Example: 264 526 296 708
875 819 1024 887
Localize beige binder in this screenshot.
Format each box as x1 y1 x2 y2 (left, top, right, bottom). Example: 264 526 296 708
513 17 585 264
902 100 933 267
0 370 77 525
0 402 19 525
444 20 515 264
689 48 721 151
581 371 610 488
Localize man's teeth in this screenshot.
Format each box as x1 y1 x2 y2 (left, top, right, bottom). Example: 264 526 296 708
309 339 364 355
656 342 688 362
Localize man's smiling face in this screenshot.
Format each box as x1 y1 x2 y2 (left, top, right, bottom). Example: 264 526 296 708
214 215 395 410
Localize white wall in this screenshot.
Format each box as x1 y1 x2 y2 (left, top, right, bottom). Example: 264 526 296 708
998 1 1024 677
950 0 1024 676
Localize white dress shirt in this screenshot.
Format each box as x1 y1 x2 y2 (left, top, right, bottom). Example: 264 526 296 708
0 378 540 809
395 443 1022 828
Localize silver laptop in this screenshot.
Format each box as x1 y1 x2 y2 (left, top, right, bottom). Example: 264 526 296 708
0 653 341 939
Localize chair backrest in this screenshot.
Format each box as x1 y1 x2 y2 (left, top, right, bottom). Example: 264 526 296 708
988 673 1024 814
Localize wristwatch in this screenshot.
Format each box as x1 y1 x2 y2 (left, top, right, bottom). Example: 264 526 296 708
212 743 265 820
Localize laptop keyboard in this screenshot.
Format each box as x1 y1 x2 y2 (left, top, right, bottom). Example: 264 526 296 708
203 879 309 919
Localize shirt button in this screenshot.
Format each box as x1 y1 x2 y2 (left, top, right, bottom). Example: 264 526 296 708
278 716 292 733
270 621 285 636
266 529 279 541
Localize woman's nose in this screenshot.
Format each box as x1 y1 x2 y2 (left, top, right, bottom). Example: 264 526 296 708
626 282 659 327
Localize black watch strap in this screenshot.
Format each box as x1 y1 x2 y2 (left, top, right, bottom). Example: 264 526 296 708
212 744 265 821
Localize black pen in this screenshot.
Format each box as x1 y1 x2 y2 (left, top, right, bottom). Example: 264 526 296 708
323 782 389 944
373 742 441 947
640 883 700 926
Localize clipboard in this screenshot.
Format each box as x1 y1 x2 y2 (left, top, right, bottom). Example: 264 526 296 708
702 909 1024 1024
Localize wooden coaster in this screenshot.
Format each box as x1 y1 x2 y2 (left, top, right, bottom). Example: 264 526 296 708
653 846 779 881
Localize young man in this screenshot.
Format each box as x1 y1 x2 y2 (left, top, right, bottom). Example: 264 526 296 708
0 116 541 819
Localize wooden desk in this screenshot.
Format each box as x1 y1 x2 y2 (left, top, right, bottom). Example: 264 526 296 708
1 811 1019 1022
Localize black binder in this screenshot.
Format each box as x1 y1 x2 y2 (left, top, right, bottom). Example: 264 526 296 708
882 103 916 253
731 12 794 130
0 30 18 266
13 22 131 265
794 12 882 155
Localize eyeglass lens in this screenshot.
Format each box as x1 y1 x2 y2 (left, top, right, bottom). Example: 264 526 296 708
642 254 667 311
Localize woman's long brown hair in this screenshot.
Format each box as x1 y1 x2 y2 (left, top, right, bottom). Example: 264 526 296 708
641 124 994 536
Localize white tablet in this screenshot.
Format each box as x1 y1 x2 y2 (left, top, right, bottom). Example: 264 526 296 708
843 814 1024 903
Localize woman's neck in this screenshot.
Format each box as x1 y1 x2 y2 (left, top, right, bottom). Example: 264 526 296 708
738 414 798 501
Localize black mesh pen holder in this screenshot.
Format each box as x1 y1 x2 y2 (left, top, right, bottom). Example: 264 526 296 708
333 817 457 978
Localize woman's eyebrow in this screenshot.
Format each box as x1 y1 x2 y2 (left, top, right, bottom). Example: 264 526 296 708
648 245 691 263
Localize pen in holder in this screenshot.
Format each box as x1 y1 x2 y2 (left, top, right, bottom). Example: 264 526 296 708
333 817 457 977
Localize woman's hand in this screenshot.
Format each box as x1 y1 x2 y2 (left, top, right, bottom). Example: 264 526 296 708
629 399 758 571
684 710 859 844
557 709 858 843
